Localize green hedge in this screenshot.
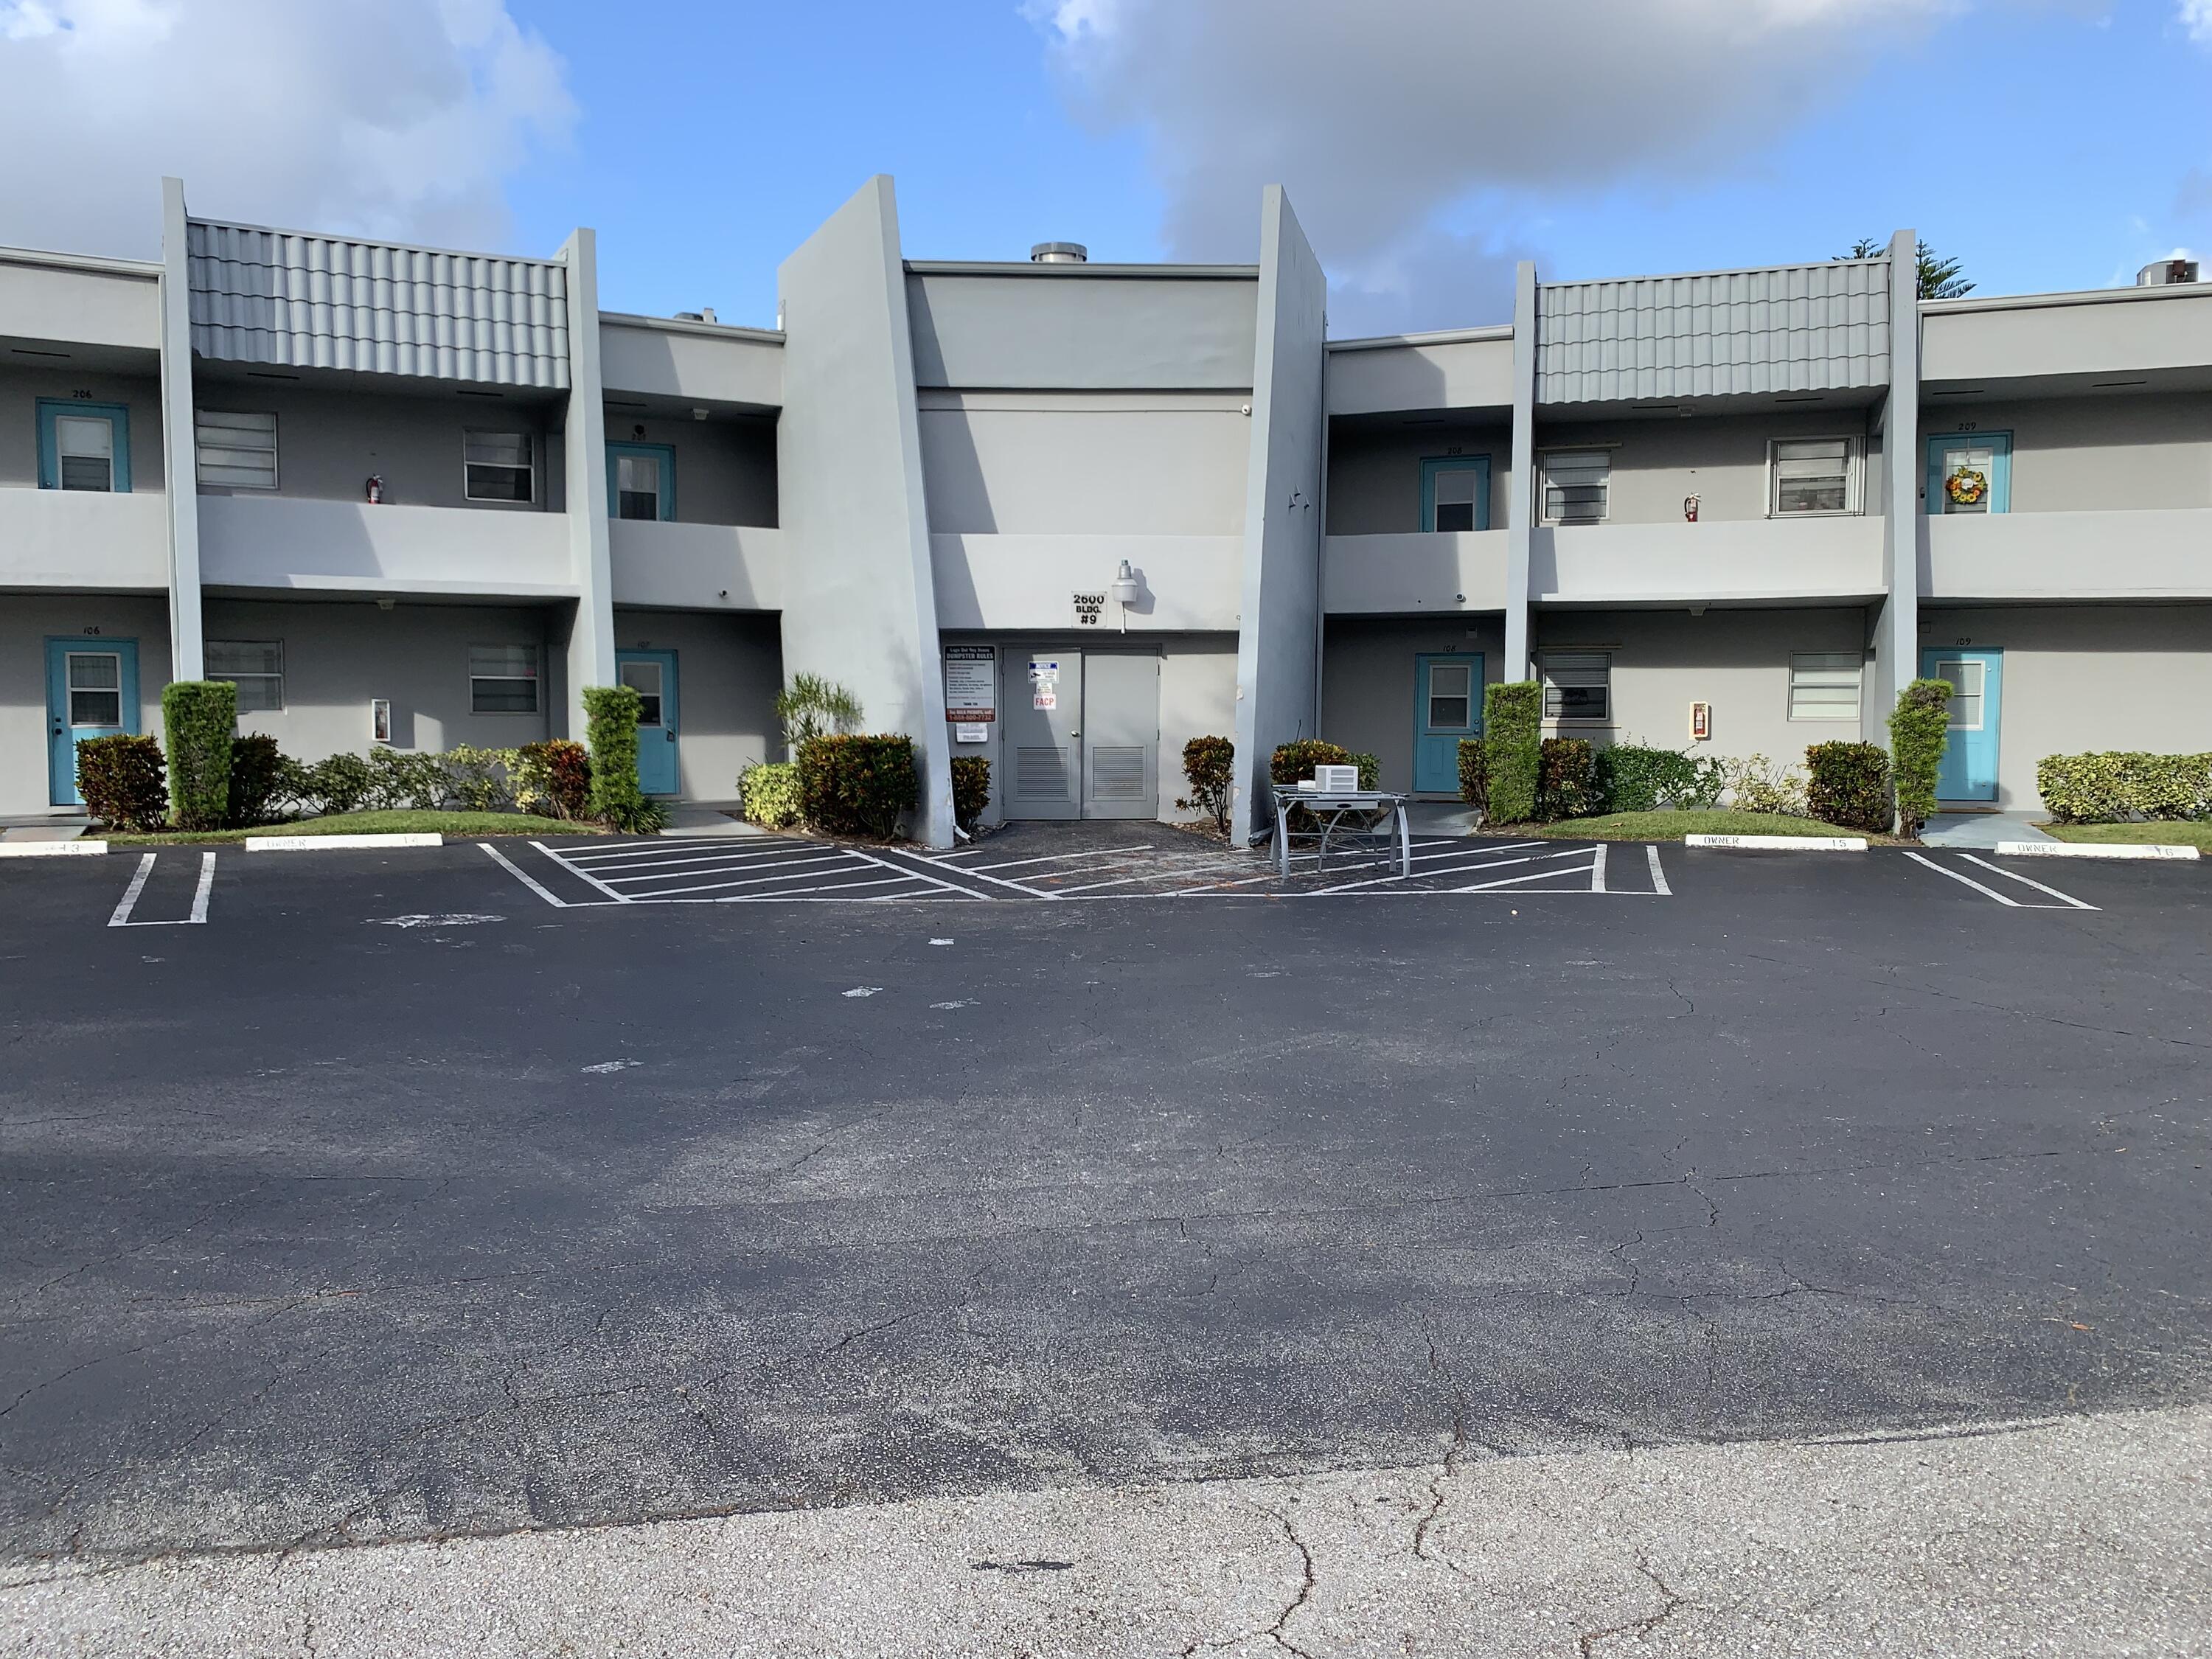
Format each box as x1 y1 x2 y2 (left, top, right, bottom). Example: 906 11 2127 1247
1176 735 1234 835
1888 678 1952 838
1457 738 1486 813
161 681 236 830
798 734 917 839
1593 744 1727 814
950 754 991 834
2037 751 2212 824
585 684 664 832
1537 737 1598 821
739 760 802 828
1804 741 1893 834
75 734 167 830
1480 682 1541 822
226 734 292 827
1268 740 1377 790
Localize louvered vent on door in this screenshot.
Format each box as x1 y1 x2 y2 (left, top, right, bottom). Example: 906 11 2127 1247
1091 747 1146 799
1016 746 1072 801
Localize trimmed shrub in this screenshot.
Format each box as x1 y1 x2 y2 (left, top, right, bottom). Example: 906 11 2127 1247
1481 681 1541 822
365 747 448 811
1593 743 1728 814
797 734 918 839
2037 751 2212 824
1457 737 1486 813
442 745 518 813
1270 739 1353 786
1724 753 1809 817
950 754 991 834
1537 738 1598 821
1888 678 1952 838
75 734 167 830
161 681 235 830
226 734 293 827
774 673 863 759
1175 735 1235 835
299 752 373 816
515 740 591 820
1805 741 1892 834
739 760 802 828
584 684 661 832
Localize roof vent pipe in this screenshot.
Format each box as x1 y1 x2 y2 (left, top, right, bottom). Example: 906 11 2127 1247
1031 242 1088 264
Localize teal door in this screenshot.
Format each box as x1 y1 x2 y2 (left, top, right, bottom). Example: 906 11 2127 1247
1413 653 1481 794
1922 647 2002 802
1927 432 2011 515
619 649 681 796
46 637 139 806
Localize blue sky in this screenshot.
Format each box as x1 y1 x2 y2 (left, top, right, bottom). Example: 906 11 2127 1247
4 0 2210 337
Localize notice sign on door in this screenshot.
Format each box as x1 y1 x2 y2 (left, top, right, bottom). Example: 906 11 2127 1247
1029 657 1060 710
1071 591 1107 628
943 644 996 723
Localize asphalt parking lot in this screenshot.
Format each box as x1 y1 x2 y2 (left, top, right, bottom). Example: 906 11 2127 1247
3 827 2209 1619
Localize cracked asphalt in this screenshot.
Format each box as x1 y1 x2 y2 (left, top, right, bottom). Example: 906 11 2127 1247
2 838 2210 1652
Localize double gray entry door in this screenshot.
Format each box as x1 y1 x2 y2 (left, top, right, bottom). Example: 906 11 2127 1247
999 648 1158 821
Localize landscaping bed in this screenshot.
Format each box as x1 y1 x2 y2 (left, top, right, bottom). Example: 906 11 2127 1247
1501 810 1899 844
2039 821 2212 851
102 810 610 846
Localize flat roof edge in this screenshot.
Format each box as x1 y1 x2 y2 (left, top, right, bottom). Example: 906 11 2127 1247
903 260 1259 279
1921 283 2212 316
0 245 162 279
1328 324 1513 352
598 310 785 344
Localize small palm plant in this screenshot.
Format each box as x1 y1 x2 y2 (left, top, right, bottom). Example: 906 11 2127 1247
775 674 863 759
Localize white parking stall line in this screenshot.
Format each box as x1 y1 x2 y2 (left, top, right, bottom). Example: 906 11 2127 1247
531 841 634 903
615 858 889 900
107 852 215 928
575 849 831 878
1453 858 1604 894
962 845 1158 874
108 853 156 928
1312 844 1595 895
1590 844 1608 893
479 842 571 907
1958 853 2100 911
715 874 919 901
1902 849 2023 908
563 843 818 872
1047 855 1251 895
1646 845 1672 897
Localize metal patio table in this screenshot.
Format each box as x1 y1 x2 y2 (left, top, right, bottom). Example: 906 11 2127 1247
1269 785 1413 880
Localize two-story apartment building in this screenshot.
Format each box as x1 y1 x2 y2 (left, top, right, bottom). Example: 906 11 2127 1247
4 178 2208 842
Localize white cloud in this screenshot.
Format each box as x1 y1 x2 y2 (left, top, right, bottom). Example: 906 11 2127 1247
1028 0 1973 331
2181 0 2212 44
0 0 574 257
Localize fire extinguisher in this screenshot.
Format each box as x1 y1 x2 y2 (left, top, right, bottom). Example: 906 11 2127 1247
366 475 385 505
1683 494 1700 523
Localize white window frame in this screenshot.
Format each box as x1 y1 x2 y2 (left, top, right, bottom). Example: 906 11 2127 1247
1540 650 1613 724
464 431 535 504
195 409 279 490
1787 650 1863 722
1538 450 1610 526
469 643 541 715
206 639 285 714
1767 436 1863 519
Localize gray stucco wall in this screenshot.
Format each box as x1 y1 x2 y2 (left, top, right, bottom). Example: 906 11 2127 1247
775 176 953 845
189 382 568 512
1919 603 2212 810
1325 417 1512 534
603 411 778 526
612 606 782 799
1915 392 2212 513
1321 616 1506 794
919 392 1248 535
907 271 1258 392
206 597 562 761
0 592 173 817
1 365 167 490
1531 606 1874 765
1534 408 1885 526
1230 189 1328 834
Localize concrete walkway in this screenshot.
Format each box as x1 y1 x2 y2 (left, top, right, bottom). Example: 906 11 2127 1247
1921 812 2053 848
9 1405 2204 1657
658 800 774 840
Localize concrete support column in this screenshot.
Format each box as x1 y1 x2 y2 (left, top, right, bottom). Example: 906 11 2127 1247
1867 228 1921 750
1231 187 1328 838
156 178 204 682
1504 260 1537 683
560 227 616 741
